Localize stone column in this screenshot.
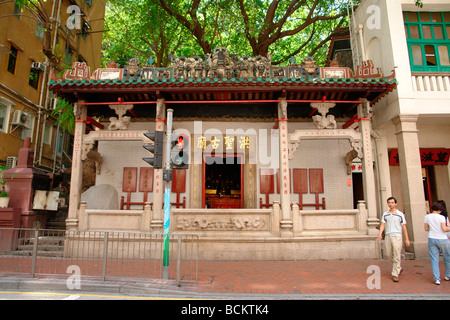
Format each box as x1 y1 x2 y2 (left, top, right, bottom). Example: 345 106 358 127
271 201 280 235
278 99 293 237
291 203 301 235
372 130 392 216
5 137 51 228
357 200 368 234
66 102 87 230
150 98 166 231
358 101 379 235
392 114 427 258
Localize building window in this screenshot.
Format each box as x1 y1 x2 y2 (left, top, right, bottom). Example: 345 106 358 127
7 46 18 74
36 21 45 41
54 130 63 155
404 11 450 72
21 113 34 141
29 68 40 89
0 103 7 132
43 122 52 145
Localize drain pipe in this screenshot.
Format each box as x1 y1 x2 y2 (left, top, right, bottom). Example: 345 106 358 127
37 0 63 167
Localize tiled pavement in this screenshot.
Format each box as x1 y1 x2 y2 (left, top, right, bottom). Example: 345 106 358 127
179 259 450 296
1 258 450 298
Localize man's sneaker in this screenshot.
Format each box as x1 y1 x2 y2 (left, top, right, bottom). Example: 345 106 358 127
392 276 399 282
445 276 450 281
435 280 441 285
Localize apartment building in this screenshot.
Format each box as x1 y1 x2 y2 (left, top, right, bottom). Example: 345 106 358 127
0 0 106 171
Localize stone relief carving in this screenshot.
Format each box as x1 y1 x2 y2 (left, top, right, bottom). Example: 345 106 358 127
279 99 287 119
345 149 359 175
81 142 94 161
81 144 103 193
109 116 131 131
176 216 267 231
302 57 320 76
168 47 273 80
311 102 337 130
123 58 141 80
288 128 363 160
288 140 299 161
73 102 82 119
108 104 133 131
288 56 320 79
350 141 363 159
60 49 389 84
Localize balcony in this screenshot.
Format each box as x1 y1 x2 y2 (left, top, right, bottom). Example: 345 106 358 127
411 73 450 99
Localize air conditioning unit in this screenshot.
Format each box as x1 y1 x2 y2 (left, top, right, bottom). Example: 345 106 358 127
6 156 17 169
31 62 45 72
11 110 31 128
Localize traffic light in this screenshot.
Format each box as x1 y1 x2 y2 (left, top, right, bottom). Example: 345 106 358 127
143 131 163 169
171 134 189 169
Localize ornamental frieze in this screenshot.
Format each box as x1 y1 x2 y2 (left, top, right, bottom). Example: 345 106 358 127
60 47 391 83
175 216 267 231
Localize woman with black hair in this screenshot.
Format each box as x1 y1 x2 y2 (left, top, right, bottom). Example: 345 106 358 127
424 201 450 285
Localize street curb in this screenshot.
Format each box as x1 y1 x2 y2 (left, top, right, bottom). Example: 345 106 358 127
1 276 450 300
0 276 203 297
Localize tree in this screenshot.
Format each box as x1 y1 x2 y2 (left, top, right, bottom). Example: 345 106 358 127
150 0 228 55
102 0 201 67
51 99 75 133
152 0 354 64
104 0 427 67
105 0 356 66
235 0 348 59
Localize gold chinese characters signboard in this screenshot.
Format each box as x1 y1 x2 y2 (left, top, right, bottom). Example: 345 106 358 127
196 136 250 150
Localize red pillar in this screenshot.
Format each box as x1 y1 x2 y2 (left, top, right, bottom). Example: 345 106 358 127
5 137 51 228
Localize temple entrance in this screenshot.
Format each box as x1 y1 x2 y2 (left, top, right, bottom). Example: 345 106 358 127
203 154 243 208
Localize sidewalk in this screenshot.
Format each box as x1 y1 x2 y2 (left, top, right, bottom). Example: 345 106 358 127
190 259 450 296
1 258 450 299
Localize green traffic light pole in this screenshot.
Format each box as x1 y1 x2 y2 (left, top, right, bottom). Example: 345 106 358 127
162 108 173 279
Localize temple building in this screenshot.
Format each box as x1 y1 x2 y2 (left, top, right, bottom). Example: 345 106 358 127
50 44 399 260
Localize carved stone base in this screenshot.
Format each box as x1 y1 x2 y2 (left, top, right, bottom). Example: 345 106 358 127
280 220 294 238
150 219 163 230
65 218 79 230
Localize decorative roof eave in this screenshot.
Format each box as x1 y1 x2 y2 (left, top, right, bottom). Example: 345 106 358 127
49 50 397 104
50 76 397 87
50 77 397 103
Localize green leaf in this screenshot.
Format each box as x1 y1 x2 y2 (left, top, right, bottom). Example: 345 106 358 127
52 99 75 133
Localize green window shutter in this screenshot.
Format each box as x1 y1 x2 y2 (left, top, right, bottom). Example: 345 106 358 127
404 11 450 72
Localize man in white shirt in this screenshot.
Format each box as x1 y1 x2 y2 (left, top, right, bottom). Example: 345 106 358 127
378 197 410 282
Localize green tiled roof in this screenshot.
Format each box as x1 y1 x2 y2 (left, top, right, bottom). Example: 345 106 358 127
50 76 397 88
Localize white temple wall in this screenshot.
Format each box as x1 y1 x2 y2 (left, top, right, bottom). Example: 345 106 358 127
93 119 355 211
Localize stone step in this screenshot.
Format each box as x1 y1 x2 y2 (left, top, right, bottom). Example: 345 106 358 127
45 221 66 229
19 236 65 246
10 250 64 257
11 235 65 257
18 243 64 251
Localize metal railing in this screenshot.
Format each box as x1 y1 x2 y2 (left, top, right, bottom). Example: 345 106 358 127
0 228 198 286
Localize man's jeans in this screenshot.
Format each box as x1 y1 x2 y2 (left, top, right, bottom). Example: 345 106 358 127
428 238 450 282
